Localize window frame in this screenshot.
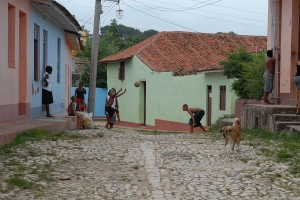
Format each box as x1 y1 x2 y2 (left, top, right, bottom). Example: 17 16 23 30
33 24 40 81
57 37 61 83
220 85 226 111
118 61 125 80
8 3 16 68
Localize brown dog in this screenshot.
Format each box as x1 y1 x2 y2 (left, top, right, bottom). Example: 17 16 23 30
220 118 241 151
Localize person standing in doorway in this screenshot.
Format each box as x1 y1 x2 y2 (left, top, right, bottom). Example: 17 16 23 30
74 82 86 111
263 50 276 104
42 66 54 117
294 54 300 115
182 104 206 133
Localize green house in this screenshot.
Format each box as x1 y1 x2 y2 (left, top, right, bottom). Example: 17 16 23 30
100 32 266 131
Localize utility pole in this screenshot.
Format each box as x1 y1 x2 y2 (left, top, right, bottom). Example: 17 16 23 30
88 0 102 113
271 0 280 104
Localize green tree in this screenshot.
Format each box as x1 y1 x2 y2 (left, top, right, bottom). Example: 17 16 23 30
221 49 265 99
243 52 265 99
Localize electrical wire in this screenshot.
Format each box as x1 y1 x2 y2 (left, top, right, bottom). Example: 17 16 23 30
124 3 197 32
126 0 266 30
213 5 267 15
131 0 267 23
129 0 222 12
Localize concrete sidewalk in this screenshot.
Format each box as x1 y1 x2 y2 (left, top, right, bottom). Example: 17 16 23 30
0 113 76 146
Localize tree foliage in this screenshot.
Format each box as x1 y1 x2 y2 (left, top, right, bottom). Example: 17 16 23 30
221 49 265 99
77 20 158 88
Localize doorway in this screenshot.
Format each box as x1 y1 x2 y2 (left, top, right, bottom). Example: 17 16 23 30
139 81 146 125
207 85 212 126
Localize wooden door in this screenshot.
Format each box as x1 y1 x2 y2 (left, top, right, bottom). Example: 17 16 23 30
207 85 212 126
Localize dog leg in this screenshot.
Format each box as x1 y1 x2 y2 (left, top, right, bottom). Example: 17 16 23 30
224 138 229 156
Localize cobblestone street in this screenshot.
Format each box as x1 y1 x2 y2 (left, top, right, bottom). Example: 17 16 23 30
1 123 300 200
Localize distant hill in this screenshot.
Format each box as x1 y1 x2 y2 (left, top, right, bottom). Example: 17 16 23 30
101 23 158 39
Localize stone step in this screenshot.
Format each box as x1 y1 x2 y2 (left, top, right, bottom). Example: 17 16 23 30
272 106 297 114
273 114 300 122
275 121 300 133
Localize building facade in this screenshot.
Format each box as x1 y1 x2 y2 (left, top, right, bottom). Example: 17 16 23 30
101 32 266 129
0 0 82 124
267 0 300 104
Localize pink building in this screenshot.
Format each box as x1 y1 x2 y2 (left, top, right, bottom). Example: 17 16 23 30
268 0 300 104
0 0 31 123
0 0 82 124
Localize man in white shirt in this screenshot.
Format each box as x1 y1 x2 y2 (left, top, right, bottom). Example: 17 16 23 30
42 66 54 117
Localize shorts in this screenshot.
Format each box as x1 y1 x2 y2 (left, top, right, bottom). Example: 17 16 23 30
105 106 116 117
76 97 84 104
263 71 273 93
295 76 300 90
189 110 205 126
42 89 53 104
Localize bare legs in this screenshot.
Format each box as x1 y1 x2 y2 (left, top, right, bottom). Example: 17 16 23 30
77 114 83 129
263 92 270 104
190 124 206 133
45 104 53 117
297 91 300 114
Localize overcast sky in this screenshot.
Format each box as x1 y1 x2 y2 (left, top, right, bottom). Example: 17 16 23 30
56 0 268 36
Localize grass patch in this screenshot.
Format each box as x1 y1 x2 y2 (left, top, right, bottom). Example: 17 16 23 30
242 128 300 175
210 114 235 131
0 129 88 157
7 176 37 190
276 150 294 162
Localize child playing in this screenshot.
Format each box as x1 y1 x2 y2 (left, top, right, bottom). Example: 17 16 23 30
105 88 126 129
68 96 83 129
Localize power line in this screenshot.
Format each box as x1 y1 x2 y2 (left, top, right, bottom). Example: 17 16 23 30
129 0 266 23
185 12 266 29
213 5 267 15
127 0 266 29
130 0 222 12
124 3 198 32
85 3 118 32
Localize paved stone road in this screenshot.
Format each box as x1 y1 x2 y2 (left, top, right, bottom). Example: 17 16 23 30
1 123 300 200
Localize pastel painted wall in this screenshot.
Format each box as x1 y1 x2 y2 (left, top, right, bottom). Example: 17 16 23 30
64 39 73 109
267 0 300 104
30 5 67 118
0 0 30 123
71 87 107 117
107 56 236 126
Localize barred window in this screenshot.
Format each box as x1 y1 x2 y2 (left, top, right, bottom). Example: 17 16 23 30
119 61 125 80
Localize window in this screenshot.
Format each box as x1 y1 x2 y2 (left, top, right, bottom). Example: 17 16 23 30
34 24 39 81
57 38 61 83
119 61 125 80
43 30 48 69
220 86 226 111
8 3 16 68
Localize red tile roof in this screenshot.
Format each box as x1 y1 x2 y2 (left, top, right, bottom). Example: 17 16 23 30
100 31 267 75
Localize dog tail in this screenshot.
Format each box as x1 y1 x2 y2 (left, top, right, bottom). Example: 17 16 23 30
233 118 240 126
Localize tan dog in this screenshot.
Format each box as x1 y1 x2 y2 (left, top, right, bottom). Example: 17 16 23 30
220 118 241 151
